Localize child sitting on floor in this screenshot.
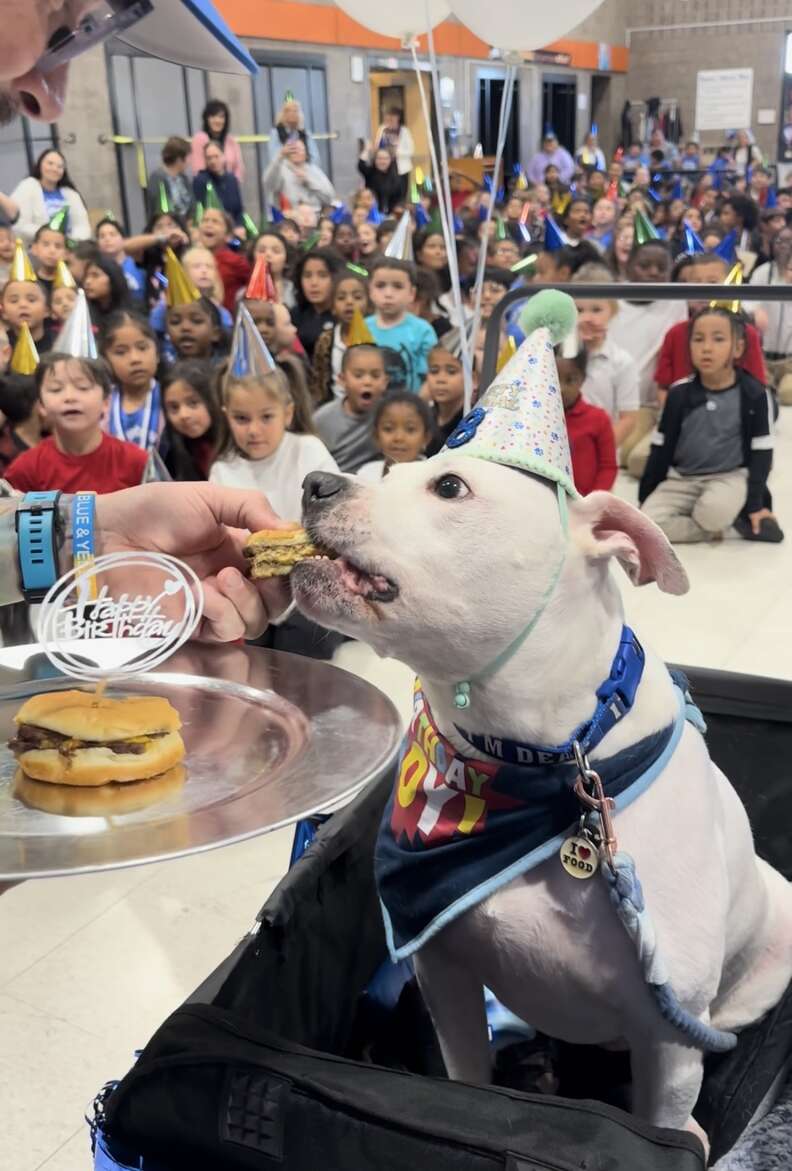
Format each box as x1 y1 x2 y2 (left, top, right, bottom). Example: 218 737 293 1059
639 307 782 544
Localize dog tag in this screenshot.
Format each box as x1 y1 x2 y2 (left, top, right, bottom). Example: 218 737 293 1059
559 835 599 880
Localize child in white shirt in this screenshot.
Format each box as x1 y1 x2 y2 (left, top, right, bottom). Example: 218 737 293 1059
209 365 337 522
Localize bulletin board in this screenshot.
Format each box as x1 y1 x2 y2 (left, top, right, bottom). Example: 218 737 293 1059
695 68 754 132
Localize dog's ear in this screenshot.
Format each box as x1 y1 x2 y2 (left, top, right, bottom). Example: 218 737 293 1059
569 492 689 595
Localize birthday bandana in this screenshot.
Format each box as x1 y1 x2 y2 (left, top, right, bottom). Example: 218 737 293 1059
376 681 693 961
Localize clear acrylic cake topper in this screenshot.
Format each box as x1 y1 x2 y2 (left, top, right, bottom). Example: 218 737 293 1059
37 553 204 681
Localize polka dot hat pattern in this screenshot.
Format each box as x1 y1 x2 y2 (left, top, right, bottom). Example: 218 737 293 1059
446 325 578 499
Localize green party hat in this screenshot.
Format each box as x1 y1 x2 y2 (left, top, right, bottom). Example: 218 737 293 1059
203 182 223 212
242 213 259 241
284 90 295 103
495 217 507 241
48 206 69 235
633 206 659 245
302 231 320 252
194 201 204 225
158 181 173 216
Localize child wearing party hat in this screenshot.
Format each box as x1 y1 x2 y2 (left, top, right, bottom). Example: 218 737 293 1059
2 239 55 353
50 260 78 324
4 297 147 494
162 247 226 365
310 268 371 405
209 304 337 519
30 219 68 298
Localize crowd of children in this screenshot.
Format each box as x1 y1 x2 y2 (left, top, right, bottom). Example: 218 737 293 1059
0 122 786 588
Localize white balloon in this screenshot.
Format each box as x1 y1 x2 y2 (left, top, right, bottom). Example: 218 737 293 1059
335 0 450 40
450 0 604 52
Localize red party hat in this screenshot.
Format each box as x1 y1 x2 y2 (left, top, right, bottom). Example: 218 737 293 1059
245 255 278 302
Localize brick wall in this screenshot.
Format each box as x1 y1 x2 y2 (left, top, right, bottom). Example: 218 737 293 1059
626 1 790 160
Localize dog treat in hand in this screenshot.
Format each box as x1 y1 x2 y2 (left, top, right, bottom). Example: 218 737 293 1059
244 524 323 579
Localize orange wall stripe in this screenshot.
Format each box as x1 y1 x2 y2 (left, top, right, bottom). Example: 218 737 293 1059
216 1 629 71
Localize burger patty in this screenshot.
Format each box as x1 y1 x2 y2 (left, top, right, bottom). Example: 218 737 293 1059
9 724 168 757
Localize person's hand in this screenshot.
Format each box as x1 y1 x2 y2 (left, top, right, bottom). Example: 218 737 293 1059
94 483 294 642
747 507 775 535
167 227 190 249
233 226 247 242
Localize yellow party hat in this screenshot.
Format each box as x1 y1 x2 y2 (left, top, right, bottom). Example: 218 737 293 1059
53 260 76 291
709 262 743 315
11 238 36 284
345 306 375 348
496 335 517 372
10 323 39 375
164 247 201 309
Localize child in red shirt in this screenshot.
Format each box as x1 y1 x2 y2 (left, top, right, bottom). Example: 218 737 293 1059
556 348 617 496
655 253 766 392
197 207 251 314
5 353 147 493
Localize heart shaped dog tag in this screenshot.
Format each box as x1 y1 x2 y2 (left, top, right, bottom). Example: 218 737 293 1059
559 835 599 880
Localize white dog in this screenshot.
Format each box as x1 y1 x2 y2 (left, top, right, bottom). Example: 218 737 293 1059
292 460 792 1141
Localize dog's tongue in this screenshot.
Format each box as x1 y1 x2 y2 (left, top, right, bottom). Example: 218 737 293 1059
337 557 390 598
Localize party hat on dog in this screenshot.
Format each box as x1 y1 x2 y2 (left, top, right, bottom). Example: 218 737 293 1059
228 303 276 379
164 247 201 308
10 323 39 375
443 289 577 500
11 239 36 283
57 290 98 360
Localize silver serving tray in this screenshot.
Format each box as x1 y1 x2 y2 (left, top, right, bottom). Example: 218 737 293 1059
0 644 402 879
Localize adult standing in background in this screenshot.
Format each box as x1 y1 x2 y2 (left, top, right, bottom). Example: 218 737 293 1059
374 107 414 199
575 128 606 172
527 130 575 185
269 96 318 164
146 136 194 220
190 99 245 182
9 147 91 244
357 144 403 214
732 129 763 176
194 141 245 230
263 139 335 214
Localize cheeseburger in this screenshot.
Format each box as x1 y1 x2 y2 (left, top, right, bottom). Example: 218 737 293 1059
244 524 324 579
9 690 185 787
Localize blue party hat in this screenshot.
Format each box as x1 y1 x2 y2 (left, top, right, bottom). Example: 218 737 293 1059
682 222 705 254
330 203 351 225
590 122 598 137
714 229 738 264
646 187 662 204
367 205 384 225
414 203 430 228
670 178 683 201
766 188 778 209
229 303 276 379
543 124 555 138
543 214 567 252
269 205 284 224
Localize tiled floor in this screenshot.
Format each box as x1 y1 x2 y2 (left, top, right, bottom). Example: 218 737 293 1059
2 410 790 1170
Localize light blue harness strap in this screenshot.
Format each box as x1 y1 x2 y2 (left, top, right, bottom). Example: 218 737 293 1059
602 852 737 1053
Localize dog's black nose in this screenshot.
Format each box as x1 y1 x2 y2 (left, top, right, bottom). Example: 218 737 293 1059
302 471 349 511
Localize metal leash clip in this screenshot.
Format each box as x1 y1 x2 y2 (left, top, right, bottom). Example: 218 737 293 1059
572 740 617 868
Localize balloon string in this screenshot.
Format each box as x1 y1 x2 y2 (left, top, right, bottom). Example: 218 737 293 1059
409 36 474 408
469 64 517 387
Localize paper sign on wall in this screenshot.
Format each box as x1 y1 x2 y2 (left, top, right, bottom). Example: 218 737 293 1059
695 68 753 132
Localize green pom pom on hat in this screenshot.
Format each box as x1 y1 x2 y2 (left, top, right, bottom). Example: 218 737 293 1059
518 289 577 344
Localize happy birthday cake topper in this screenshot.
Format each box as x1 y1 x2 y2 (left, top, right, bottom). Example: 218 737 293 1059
37 552 204 682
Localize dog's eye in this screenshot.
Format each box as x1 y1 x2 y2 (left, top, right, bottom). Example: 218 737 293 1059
433 474 469 500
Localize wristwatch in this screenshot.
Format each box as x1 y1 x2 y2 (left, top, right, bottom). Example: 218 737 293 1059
15 491 63 603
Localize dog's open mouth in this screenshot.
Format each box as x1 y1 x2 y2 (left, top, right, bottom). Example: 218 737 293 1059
302 539 399 604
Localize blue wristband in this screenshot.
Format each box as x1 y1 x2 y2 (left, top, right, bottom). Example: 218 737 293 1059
15 491 62 602
72 491 97 599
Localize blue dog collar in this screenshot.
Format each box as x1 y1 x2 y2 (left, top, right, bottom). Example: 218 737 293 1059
456 625 645 766
15 491 62 603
